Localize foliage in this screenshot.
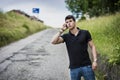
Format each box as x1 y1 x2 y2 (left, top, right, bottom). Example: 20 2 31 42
0 12 48 47
65 0 120 18
65 0 89 18
77 13 120 65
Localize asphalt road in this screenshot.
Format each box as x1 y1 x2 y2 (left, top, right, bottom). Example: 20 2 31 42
0 29 70 80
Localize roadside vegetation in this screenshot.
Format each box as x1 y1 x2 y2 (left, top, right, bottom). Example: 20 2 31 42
0 11 49 47
77 13 120 65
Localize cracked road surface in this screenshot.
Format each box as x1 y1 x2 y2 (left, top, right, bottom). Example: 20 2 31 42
0 29 70 80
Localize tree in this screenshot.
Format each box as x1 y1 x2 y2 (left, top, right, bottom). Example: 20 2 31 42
65 0 120 18
65 0 89 18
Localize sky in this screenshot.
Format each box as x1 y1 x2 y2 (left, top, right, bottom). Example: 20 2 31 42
0 0 72 28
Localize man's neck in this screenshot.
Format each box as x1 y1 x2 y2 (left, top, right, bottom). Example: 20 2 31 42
70 27 79 36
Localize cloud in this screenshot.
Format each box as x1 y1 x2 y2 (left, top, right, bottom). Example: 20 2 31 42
39 6 71 27
0 0 71 28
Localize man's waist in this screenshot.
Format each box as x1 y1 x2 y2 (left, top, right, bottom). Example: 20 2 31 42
69 61 91 69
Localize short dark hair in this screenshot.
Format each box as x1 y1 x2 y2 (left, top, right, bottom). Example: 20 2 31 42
65 15 76 22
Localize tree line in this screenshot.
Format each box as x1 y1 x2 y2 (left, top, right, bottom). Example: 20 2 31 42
65 0 120 18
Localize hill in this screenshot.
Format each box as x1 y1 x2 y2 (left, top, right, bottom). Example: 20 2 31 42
77 13 120 79
77 13 120 65
0 10 49 47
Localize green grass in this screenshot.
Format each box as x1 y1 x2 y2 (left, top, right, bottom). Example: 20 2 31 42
77 13 120 65
0 11 49 47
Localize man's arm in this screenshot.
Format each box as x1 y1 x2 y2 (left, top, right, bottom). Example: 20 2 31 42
51 24 68 44
88 40 97 70
51 30 64 44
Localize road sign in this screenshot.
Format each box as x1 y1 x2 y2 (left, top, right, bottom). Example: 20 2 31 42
32 8 40 13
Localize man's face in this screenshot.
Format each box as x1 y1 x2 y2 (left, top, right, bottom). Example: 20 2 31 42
65 19 76 30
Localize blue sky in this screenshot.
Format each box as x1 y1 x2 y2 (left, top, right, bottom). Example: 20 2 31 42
0 0 72 28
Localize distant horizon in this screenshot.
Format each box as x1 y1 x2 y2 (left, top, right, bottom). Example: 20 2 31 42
0 0 72 28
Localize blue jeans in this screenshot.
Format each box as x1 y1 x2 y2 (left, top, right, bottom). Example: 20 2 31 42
70 65 95 80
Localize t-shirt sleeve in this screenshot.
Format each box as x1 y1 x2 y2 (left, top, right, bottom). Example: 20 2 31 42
86 30 92 42
61 34 67 42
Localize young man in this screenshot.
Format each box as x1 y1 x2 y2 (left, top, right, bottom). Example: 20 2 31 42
51 15 97 80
